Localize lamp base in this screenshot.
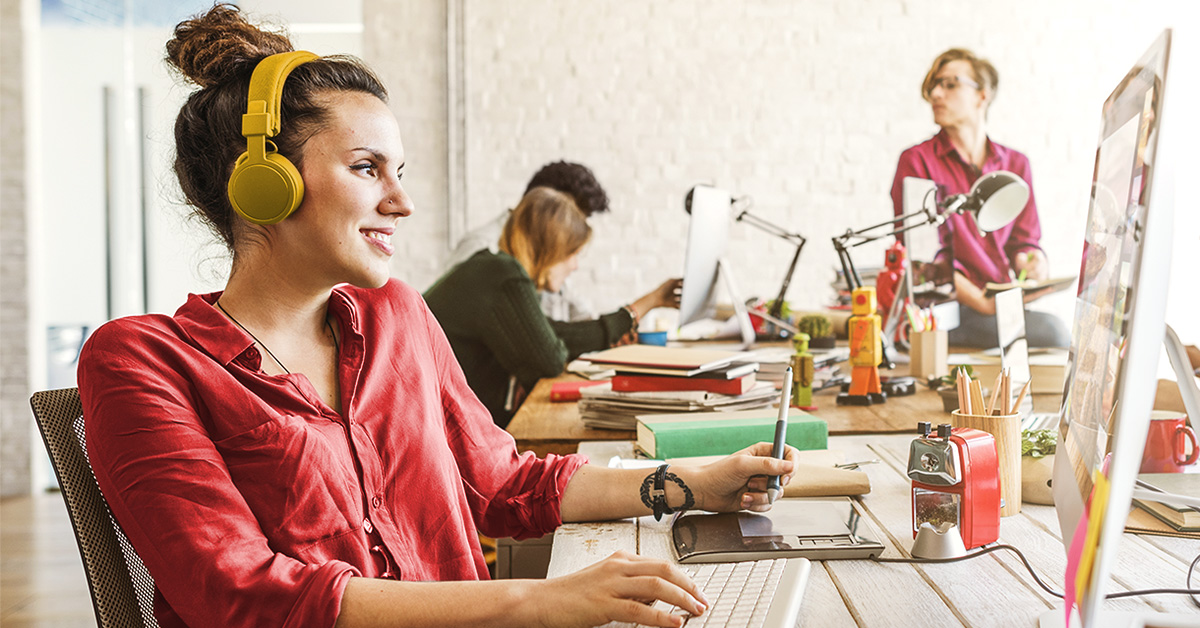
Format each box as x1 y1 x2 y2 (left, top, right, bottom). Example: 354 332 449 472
836 392 886 406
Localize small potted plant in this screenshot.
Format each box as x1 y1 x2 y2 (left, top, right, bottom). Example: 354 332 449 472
796 313 836 349
1021 429 1057 505
930 365 973 413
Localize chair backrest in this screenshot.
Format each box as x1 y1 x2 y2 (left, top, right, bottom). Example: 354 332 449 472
30 388 158 628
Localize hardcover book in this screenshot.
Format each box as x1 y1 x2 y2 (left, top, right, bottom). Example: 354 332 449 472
1132 473 1200 532
612 373 757 395
635 408 828 460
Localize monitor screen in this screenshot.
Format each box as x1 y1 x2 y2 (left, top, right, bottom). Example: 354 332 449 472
678 185 733 328
1051 30 1175 624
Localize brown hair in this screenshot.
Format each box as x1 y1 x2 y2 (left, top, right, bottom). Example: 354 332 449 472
166 3 387 252
499 187 591 289
921 48 998 105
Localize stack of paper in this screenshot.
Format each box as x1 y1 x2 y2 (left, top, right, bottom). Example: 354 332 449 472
742 346 849 391
578 382 779 430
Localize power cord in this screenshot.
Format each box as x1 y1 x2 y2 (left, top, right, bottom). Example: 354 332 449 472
871 544 1200 607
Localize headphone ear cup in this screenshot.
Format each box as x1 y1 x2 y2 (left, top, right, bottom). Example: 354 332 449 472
227 150 305 225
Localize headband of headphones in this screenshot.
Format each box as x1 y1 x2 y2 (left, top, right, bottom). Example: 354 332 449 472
227 50 319 225
243 51 318 140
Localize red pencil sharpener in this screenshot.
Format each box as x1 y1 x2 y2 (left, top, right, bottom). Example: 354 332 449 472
906 422 1000 550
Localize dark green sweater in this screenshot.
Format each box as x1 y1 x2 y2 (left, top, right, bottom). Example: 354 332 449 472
424 250 632 428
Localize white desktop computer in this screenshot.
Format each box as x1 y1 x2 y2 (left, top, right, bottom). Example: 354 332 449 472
1044 29 1200 628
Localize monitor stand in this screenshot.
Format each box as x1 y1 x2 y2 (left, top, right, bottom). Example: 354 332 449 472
716 258 757 350
1037 323 1200 628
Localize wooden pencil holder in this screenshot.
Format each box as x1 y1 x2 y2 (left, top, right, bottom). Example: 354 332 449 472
909 329 948 380
952 409 1022 517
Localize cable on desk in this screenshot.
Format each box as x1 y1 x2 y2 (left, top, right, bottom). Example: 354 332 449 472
871 545 1200 604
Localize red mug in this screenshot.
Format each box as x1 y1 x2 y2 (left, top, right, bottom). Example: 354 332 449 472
1140 410 1199 473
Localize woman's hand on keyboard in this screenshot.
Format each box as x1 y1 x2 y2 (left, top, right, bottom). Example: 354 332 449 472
682 442 799 513
533 550 708 628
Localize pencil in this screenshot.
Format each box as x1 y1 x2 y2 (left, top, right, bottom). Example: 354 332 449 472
957 368 967 414
969 379 985 416
986 371 1003 416
1010 379 1032 416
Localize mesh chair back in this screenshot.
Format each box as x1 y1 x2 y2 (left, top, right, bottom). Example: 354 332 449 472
30 388 159 628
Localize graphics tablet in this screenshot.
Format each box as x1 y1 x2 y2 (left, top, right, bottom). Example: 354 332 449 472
672 497 885 563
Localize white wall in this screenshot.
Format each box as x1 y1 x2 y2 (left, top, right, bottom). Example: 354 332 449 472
369 0 1198 340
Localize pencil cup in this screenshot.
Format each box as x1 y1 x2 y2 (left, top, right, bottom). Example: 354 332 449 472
909 330 949 380
952 409 1022 516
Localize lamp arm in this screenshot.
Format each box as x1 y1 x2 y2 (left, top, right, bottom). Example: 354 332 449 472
832 236 862 292
768 240 806 321
735 210 807 247
734 209 807 325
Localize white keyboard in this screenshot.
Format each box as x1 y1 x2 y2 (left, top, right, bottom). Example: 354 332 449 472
639 558 811 628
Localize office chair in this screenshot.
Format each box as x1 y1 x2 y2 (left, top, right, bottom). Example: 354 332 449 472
30 388 159 628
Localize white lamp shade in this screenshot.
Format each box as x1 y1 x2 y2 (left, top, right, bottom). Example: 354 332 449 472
968 171 1030 232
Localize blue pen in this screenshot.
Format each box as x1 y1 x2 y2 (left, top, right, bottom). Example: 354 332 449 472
766 366 793 503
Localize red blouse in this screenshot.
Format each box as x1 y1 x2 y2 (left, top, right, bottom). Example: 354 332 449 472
78 279 586 628
890 129 1044 288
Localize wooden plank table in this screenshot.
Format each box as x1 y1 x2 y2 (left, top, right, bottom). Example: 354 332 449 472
507 372 1059 458
547 436 1200 628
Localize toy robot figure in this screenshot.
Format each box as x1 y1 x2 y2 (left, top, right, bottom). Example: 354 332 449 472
838 286 886 406
876 241 906 317
790 332 817 411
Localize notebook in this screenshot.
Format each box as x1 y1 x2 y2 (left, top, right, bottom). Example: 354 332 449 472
671 497 885 563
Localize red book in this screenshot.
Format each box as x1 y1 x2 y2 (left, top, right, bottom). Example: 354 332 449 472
611 373 757 395
549 379 610 402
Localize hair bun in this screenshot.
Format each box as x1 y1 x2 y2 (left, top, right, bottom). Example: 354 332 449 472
166 3 294 89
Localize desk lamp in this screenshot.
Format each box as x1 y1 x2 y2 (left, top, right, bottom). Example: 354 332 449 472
832 170 1030 296
684 190 806 336
832 170 1029 385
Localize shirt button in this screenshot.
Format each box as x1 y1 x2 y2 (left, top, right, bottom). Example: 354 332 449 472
363 518 374 533
372 496 382 508
246 347 260 360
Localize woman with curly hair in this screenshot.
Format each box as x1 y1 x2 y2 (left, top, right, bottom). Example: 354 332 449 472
76 5 795 627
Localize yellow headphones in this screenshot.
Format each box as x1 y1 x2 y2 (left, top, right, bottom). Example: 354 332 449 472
227 51 318 225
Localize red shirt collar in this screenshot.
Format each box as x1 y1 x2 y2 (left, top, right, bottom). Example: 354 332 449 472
173 287 361 367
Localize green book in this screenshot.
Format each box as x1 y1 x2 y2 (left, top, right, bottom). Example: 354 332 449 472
635 408 828 460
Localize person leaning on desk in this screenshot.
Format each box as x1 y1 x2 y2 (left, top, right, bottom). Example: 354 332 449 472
890 47 1070 349
444 160 610 323
424 186 681 429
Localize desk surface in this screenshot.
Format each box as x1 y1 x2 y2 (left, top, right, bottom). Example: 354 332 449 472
547 436 1200 628
507 373 1059 458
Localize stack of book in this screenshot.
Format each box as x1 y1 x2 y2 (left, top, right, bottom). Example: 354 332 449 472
573 345 776 430
1132 473 1200 533
742 346 850 392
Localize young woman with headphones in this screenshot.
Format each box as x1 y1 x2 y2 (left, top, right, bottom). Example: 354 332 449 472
76 5 798 627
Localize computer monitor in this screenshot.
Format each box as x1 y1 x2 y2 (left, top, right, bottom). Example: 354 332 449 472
678 185 756 346
678 185 732 327
1047 29 1198 628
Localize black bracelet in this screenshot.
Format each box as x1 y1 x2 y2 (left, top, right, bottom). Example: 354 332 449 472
639 464 696 521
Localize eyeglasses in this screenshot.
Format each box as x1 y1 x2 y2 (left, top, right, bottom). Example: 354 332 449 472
927 74 980 95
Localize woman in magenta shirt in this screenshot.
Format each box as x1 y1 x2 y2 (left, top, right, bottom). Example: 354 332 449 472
77 6 797 627
890 48 1069 348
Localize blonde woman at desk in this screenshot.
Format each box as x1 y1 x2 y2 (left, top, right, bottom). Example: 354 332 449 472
76 6 795 628
425 186 681 428
890 48 1070 348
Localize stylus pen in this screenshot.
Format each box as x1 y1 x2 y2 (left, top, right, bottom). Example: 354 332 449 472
766 366 793 503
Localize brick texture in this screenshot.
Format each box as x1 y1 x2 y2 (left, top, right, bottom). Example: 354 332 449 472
2 0 31 496
369 0 1187 320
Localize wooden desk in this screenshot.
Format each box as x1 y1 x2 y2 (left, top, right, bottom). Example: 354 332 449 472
548 436 1200 628
506 373 1059 458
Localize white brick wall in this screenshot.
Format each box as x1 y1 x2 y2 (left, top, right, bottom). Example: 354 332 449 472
1 0 31 496
370 0 1192 323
